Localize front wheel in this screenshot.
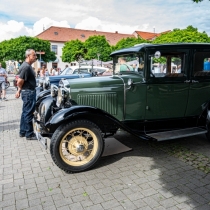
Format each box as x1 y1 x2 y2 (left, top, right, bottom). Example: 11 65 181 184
50 120 104 173
205 130 210 142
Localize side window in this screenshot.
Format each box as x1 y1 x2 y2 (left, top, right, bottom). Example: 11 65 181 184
80 68 89 73
193 52 210 77
150 52 185 78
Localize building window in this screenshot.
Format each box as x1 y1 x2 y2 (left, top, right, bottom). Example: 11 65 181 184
54 32 58 35
51 45 58 54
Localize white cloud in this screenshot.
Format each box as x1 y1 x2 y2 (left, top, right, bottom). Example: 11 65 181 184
0 17 71 42
0 20 32 41
75 16 147 34
32 17 70 36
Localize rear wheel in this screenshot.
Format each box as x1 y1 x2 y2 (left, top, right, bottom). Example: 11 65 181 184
50 120 104 173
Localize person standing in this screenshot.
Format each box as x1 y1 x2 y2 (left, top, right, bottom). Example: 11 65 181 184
204 58 210 70
118 57 133 71
15 49 37 140
0 62 8 101
40 66 46 77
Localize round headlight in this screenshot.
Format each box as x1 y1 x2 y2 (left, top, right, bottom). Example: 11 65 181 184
41 104 45 115
39 79 43 87
56 88 63 107
51 84 58 97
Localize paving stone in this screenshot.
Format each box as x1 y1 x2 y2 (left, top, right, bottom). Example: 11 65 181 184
101 199 120 210
16 198 29 210
85 204 104 210
89 193 104 204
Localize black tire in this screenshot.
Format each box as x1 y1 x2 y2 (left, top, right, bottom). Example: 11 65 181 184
50 120 104 173
205 131 210 142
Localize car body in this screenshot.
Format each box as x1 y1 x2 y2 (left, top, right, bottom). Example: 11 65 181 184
34 43 210 173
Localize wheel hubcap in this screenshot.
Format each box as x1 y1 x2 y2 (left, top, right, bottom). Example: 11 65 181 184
59 127 99 166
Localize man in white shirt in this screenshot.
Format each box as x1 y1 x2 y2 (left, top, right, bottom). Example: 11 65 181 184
0 63 8 101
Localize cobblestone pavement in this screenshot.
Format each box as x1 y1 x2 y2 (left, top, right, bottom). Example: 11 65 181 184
0 83 210 210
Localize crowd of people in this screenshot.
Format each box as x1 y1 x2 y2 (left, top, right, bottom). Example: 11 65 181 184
36 65 63 77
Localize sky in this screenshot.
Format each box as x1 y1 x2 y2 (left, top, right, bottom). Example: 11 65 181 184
0 0 210 42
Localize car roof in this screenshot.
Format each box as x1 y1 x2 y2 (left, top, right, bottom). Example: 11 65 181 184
110 43 210 57
70 66 108 70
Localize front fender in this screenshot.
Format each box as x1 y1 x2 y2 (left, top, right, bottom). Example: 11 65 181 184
45 105 152 140
46 106 118 133
35 89 51 111
38 96 54 125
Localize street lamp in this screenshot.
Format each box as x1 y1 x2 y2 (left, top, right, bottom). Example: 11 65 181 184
97 53 101 66
36 51 45 68
77 55 84 71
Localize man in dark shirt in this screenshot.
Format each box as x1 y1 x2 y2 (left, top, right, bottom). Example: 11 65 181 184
15 49 37 140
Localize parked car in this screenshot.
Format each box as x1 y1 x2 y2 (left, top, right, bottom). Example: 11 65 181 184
33 43 210 173
39 66 110 90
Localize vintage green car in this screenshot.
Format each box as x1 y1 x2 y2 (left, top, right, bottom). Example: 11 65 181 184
34 43 210 173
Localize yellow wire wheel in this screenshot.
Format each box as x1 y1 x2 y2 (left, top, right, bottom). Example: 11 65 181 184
50 120 104 173
59 127 99 166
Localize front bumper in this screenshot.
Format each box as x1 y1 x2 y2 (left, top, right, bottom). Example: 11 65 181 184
33 119 50 149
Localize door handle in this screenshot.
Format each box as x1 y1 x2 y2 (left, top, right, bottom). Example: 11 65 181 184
184 80 190 83
192 80 199 83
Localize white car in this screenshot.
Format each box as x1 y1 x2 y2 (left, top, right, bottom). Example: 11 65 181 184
60 66 109 76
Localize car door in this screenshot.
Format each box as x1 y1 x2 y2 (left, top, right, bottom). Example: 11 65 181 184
185 49 210 116
145 49 190 120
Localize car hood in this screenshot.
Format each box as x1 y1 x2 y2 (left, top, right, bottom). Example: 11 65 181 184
66 74 145 90
48 73 91 85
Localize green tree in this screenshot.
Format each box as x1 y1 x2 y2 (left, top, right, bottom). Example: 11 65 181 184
0 61 6 69
114 37 150 51
152 26 210 44
192 0 209 2
84 35 111 61
0 36 56 62
61 39 86 62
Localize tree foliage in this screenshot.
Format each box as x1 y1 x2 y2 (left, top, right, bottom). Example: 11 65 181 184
114 37 150 51
152 26 210 44
62 35 112 62
61 39 86 62
192 0 209 2
0 36 56 62
84 35 111 61
0 61 6 68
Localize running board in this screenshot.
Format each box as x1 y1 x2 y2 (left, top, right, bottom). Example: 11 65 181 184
147 127 207 141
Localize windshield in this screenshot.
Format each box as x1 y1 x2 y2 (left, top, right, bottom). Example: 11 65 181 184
60 68 73 75
114 53 144 74
113 53 145 75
